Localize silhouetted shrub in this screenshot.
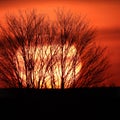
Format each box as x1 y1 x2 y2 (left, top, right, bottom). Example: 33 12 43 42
0 10 110 88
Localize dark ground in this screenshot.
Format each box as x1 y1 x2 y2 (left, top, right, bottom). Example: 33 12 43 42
0 88 120 118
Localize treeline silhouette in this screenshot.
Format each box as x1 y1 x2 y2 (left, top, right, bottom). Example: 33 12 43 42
0 9 112 88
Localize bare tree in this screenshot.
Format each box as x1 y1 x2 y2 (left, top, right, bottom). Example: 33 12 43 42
0 10 110 89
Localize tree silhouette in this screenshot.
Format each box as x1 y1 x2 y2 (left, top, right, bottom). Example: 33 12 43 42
0 10 110 89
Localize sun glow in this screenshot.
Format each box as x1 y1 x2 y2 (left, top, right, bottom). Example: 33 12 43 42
15 45 82 88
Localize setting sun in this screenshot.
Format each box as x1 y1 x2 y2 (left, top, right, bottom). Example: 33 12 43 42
15 45 82 88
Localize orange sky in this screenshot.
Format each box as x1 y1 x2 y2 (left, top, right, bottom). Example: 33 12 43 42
0 0 120 30
0 0 120 87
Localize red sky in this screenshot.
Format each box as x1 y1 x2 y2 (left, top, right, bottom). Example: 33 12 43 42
0 0 120 87
0 0 120 29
